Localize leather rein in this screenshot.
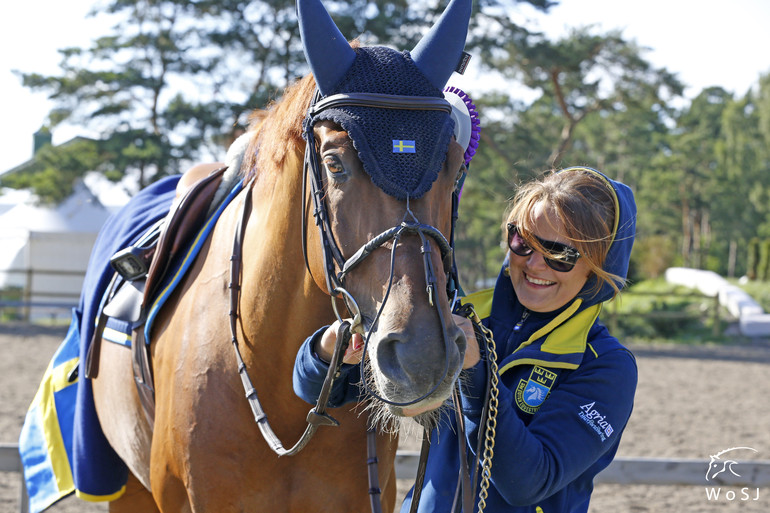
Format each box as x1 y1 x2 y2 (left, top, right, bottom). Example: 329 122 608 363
226 89 489 512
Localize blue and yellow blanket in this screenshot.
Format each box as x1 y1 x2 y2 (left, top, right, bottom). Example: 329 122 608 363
19 175 243 512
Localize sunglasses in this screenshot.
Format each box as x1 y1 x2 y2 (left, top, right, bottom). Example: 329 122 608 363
507 223 581 273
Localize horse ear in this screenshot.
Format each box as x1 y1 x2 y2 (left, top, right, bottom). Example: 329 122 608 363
297 0 357 95
411 0 472 89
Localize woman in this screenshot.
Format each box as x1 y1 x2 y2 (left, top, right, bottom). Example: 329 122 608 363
294 166 638 512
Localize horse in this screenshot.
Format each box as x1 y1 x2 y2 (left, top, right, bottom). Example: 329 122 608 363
88 0 473 511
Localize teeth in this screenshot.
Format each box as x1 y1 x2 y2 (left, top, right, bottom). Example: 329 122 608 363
526 274 554 286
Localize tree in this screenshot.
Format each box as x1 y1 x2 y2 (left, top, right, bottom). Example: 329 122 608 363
0 137 101 205
489 27 682 168
20 0 280 192
13 0 553 204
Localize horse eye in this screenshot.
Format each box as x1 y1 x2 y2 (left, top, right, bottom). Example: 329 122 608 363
454 165 466 190
322 155 345 175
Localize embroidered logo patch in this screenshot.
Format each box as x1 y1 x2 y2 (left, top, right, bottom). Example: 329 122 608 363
392 139 416 153
515 366 557 414
578 402 614 442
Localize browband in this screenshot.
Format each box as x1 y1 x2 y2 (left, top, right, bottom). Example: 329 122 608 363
307 92 453 118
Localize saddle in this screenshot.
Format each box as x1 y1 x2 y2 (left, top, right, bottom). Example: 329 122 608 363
85 165 230 426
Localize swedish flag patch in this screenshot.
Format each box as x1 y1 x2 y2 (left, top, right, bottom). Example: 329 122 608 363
392 140 416 153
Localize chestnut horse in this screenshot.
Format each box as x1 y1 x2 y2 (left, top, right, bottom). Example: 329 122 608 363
90 0 472 511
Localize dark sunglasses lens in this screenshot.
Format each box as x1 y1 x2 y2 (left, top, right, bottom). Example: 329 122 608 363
508 224 579 273
544 256 574 272
540 241 579 272
507 225 531 257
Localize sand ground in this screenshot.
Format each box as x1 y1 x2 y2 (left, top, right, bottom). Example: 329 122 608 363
2 323 769 512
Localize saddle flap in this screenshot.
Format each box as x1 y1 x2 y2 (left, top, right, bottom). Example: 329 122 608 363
102 279 147 324
144 166 227 305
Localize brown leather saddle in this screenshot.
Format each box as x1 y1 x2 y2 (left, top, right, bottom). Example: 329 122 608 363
85 166 229 426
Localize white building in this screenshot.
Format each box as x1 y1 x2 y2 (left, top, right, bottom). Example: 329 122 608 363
0 131 125 319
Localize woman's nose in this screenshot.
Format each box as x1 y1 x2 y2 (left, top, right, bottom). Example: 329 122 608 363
526 250 548 269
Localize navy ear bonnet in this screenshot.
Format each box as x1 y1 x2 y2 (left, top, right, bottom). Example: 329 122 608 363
297 0 472 200
305 46 455 200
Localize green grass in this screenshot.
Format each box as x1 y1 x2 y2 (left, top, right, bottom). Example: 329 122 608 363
604 279 737 345
0 286 23 322
731 279 770 312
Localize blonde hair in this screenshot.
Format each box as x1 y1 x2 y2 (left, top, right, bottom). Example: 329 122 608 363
504 168 624 299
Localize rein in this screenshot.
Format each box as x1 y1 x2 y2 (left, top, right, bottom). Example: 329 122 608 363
228 188 351 456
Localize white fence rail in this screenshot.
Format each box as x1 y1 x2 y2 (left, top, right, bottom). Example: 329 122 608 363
4 443 770 513
0 444 27 513
396 451 770 487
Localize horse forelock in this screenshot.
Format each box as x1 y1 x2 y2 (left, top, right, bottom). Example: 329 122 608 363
240 74 317 183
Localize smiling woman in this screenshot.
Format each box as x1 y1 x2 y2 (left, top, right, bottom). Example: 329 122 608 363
293 166 640 512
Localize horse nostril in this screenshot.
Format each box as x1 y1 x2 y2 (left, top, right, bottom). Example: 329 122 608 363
452 324 467 353
376 329 460 374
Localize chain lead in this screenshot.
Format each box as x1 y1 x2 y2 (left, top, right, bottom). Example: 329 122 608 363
462 305 499 513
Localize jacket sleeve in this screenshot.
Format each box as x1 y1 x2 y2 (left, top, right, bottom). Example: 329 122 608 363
292 326 364 407
459 347 637 506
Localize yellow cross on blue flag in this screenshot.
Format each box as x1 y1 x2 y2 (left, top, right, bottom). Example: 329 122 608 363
392 140 416 153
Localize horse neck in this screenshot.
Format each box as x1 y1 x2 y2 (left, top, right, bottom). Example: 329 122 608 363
237 149 333 360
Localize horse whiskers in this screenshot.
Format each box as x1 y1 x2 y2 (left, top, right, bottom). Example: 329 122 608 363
361 396 444 437
357 361 446 435
362 399 401 435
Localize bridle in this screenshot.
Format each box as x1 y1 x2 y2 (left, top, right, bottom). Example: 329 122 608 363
300 91 457 303
300 89 464 408
227 88 484 511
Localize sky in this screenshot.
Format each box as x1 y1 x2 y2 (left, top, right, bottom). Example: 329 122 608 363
1 0 769 175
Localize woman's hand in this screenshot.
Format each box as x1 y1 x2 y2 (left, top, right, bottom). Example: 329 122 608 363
315 319 365 365
453 314 480 369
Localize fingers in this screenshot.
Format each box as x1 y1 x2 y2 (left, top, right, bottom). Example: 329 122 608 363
342 333 364 365
452 314 476 341
453 314 481 369
316 319 364 364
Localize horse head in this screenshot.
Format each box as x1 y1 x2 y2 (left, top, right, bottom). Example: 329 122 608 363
298 0 474 427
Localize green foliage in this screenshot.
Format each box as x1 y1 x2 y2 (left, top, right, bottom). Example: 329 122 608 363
734 278 770 313
606 279 728 344
0 287 23 322
629 235 677 279
0 138 101 205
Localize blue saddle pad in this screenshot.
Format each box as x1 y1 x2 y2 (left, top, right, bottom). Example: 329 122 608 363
19 176 243 512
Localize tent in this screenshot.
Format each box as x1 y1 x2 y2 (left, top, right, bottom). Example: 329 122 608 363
0 181 113 319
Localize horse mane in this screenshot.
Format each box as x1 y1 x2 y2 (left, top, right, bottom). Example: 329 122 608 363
240 40 363 183
240 74 317 183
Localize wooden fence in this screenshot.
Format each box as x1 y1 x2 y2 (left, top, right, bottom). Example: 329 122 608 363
0 268 82 322
603 290 723 337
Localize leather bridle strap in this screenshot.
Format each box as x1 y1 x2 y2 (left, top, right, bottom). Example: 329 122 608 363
339 221 453 282
408 429 432 513
367 428 384 513
307 92 452 117
228 186 354 456
452 384 474 513
301 89 454 297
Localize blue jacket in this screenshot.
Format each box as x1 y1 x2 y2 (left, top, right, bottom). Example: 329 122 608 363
293 167 638 512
